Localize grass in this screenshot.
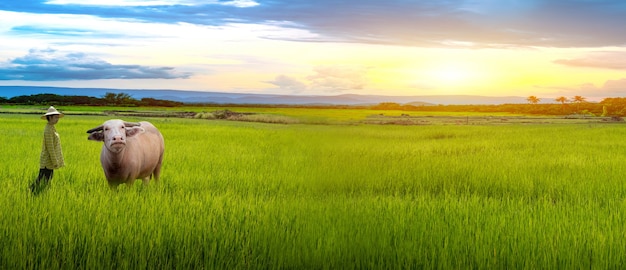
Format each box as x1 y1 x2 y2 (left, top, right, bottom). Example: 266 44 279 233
2 110 626 268
2 104 526 124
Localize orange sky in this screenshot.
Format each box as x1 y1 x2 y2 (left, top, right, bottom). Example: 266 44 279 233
1 1 626 100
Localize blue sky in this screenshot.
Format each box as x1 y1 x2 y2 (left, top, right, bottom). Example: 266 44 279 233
2 0 626 98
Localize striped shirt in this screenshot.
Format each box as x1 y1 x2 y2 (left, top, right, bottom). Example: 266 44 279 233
39 123 64 169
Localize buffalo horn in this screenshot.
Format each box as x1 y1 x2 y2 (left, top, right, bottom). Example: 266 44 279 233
124 122 141 127
86 125 103 134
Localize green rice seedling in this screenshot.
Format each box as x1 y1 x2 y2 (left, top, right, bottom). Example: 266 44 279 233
3 112 626 269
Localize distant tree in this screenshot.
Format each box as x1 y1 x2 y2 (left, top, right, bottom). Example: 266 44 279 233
7 93 62 105
140 97 183 107
555 96 569 104
527 96 540 104
116 93 135 105
69 95 104 105
8 95 28 104
600 97 626 116
372 102 403 110
555 96 569 114
573 96 586 103
103 92 117 105
573 95 586 112
103 92 138 106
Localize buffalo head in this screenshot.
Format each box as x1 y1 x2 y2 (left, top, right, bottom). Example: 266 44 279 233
87 120 144 153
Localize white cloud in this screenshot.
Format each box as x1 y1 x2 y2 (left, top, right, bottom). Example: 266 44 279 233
44 0 259 7
266 75 307 93
602 78 626 90
307 65 369 92
45 0 190 6
221 0 259 8
543 78 626 99
554 51 626 70
0 48 191 80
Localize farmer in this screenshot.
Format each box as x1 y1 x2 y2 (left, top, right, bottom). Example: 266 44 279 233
29 106 65 194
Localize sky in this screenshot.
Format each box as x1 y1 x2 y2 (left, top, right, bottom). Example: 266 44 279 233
2 0 626 100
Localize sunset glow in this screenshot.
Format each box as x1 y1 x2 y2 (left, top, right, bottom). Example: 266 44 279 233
1 1 626 100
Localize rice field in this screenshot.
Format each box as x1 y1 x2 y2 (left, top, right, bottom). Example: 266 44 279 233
2 110 626 269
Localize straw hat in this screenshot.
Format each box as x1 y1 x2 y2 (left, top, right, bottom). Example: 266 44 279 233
41 106 64 120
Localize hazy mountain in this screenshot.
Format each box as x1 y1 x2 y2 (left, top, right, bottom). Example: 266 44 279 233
0 86 530 105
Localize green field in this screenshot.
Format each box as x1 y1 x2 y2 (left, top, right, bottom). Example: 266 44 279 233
2 108 626 269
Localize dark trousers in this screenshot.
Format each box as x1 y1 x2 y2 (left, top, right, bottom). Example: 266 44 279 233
30 168 53 194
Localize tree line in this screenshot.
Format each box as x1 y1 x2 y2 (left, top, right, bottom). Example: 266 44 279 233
372 96 626 117
0 92 183 107
3 92 626 117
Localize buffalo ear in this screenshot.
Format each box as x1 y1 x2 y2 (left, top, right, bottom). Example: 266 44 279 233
125 127 145 137
88 132 104 141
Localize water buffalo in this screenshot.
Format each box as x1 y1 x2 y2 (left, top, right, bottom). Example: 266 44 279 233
87 119 164 188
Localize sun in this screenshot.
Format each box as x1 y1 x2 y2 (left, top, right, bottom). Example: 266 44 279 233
432 65 470 83
374 58 494 94
427 62 477 88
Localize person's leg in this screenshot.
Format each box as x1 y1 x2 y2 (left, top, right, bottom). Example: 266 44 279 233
42 169 53 183
30 168 53 194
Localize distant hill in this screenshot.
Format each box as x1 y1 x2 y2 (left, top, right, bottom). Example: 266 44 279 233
0 86 531 105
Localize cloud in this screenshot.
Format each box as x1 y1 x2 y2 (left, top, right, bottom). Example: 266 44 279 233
0 48 192 81
226 0 626 48
554 51 626 70
44 0 259 7
266 75 307 93
266 65 370 93
10 25 136 41
4 0 626 48
540 78 626 99
307 65 368 92
602 78 626 90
